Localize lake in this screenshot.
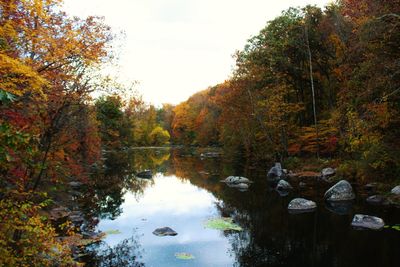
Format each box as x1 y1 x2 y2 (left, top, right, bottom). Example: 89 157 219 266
81 148 400 267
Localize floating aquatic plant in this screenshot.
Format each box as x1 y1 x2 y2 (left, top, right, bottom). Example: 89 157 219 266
175 252 195 260
204 217 243 231
104 229 121 235
384 225 400 231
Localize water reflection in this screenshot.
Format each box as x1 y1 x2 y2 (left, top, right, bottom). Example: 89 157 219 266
85 233 145 267
80 148 400 267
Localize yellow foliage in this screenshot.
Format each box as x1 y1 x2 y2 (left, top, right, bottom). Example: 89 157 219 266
0 53 47 97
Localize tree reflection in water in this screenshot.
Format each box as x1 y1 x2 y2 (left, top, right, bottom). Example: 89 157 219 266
85 233 145 267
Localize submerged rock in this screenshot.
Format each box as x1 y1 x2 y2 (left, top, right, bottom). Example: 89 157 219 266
267 163 284 180
321 167 335 177
324 180 355 201
351 214 385 230
152 227 177 236
222 176 251 184
136 170 152 179
391 185 400 195
276 180 293 191
366 195 386 205
288 198 317 213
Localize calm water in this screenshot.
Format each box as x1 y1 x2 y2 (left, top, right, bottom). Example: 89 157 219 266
81 148 400 267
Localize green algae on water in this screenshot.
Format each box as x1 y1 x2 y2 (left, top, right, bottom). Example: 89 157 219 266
204 217 243 231
175 252 195 260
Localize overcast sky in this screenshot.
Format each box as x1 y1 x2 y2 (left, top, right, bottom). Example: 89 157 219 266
63 0 332 105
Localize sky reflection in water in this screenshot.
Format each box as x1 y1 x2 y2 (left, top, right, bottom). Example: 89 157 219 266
98 175 235 267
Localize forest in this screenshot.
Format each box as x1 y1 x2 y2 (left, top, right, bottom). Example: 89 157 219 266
0 0 399 266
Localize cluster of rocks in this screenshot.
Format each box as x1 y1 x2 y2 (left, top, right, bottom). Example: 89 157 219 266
365 184 400 206
219 162 396 230
265 163 393 231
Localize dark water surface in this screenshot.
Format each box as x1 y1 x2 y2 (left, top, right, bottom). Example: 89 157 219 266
82 148 400 267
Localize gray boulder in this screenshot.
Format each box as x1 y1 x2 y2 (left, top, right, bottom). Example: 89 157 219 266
152 227 177 236
324 180 355 201
391 185 400 195
276 180 293 191
351 214 385 230
222 176 251 184
288 198 317 213
321 167 335 177
267 163 284 180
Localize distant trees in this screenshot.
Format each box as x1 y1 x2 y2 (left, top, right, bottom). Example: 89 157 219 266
95 95 170 149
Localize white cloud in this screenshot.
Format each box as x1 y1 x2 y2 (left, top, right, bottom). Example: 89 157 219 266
63 0 332 105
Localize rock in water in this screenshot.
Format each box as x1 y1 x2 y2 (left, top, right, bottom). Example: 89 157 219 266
324 180 355 201
288 198 317 213
223 176 251 184
351 214 385 230
321 167 335 177
366 195 386 205
276 180 293 191
152 227 177 236
299 182 307 188
391 185 400 195
267 162 284 180
136 170 152 179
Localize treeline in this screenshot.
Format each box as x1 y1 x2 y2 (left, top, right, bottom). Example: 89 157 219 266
168 0 400 178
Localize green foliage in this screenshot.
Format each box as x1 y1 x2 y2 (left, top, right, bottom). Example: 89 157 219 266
149 126 170 145
0 192 77 266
